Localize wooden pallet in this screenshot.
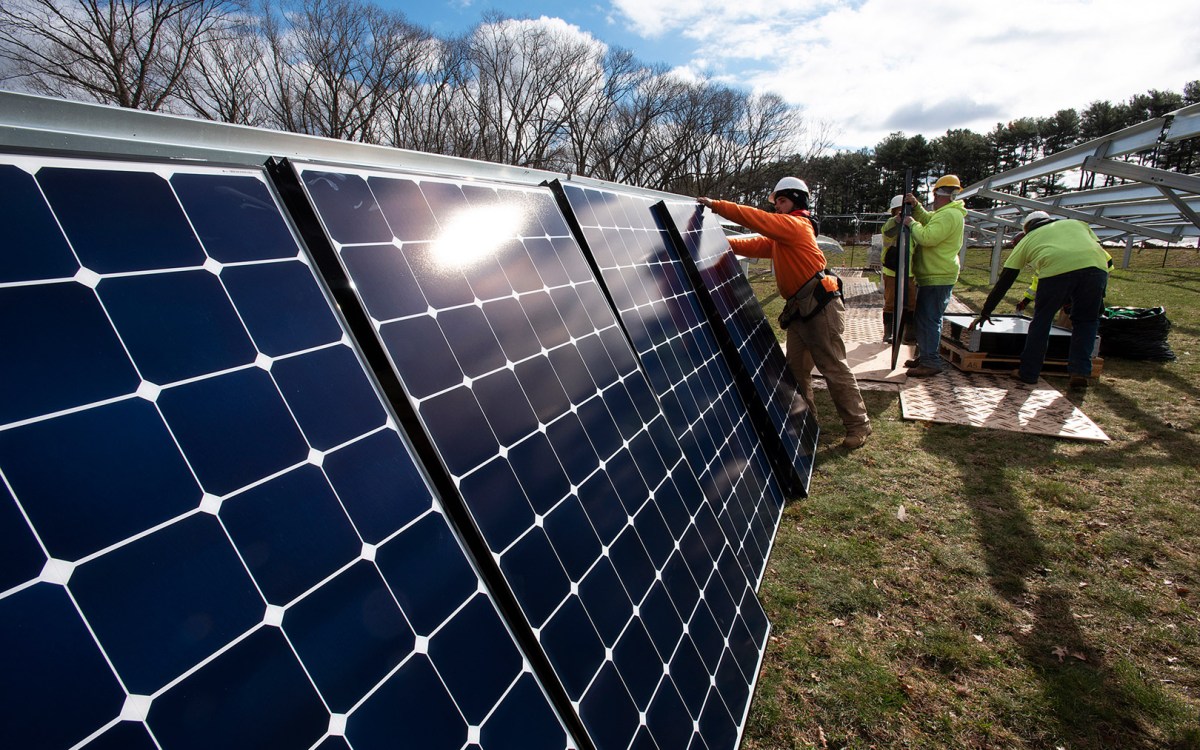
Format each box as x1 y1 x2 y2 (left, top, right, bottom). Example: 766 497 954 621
939 338 1103 376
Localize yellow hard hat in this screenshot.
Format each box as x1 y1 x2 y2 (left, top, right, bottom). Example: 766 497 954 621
932 174 963 192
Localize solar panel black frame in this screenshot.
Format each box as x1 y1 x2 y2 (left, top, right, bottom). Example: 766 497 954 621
653 200 818 498
0 154 575 750
891 168 914 368
272 159 772 750
550 180 787 589
891 225 911 368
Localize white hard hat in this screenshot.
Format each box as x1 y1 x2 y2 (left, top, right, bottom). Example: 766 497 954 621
770 176 810 202
1022 210 1052 230
889 194 904 211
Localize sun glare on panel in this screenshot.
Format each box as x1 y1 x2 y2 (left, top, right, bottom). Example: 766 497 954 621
430 205 524 269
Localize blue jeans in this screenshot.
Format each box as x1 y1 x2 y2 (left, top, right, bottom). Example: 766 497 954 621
1020 267 1108 381
915 284 954 369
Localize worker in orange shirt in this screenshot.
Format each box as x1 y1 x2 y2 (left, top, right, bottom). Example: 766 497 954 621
698 177 871 449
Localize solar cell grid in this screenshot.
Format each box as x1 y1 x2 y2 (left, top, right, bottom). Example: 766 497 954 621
0 156 571 750
553 181 787 588
288 162 770 750
655 201 818 498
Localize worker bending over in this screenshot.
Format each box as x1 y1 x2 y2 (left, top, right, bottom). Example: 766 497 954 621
698 178 872 449
1014 213 1114 328
971 212 1110 388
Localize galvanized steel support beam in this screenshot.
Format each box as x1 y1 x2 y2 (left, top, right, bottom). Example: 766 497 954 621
976 189 1181 243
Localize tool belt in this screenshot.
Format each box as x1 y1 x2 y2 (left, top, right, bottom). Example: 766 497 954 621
882 245 898 271
778 271 843 329
882 244 912 273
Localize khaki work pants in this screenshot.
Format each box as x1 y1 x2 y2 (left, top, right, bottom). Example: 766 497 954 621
785 297 870 435
882 273 916 312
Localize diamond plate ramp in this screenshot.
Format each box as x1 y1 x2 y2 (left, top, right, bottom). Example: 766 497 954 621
900 369 1109 442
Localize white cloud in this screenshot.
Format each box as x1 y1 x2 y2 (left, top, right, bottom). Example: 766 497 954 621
609 0 1200 150
475 14 609 55
609 0 835 38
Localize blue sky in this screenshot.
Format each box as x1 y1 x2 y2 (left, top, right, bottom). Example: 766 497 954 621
396 1 693 68
381 0 1200 152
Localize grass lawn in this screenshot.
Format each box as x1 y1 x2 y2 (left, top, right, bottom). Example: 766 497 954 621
741 247 1200 749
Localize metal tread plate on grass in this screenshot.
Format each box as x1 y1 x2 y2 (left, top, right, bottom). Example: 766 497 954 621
946 296 974 314
813 378 901 393
899 368 1110 442
841 307 885 343
840 279 883 309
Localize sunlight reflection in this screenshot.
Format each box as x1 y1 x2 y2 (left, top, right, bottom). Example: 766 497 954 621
431 205 523 269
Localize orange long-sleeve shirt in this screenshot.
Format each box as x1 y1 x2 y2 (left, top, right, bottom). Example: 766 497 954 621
707 200 826 299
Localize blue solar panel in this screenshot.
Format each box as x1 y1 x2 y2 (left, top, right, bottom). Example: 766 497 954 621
0 156 572 749
288 162 771 750
553 182 786 588
654 201 818 497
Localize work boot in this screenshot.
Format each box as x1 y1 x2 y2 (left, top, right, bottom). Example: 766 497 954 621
904 358 920 368
1008 369 1037 385
901 312 917 343
906 364 942 378
842 424 872 449
1069 374 1089 390
882 312 894 343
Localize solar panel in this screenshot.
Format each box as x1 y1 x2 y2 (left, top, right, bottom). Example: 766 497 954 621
280 161 771 750
0 156 572 750
552 181 786 588
654 201 818 497
891 168 914 367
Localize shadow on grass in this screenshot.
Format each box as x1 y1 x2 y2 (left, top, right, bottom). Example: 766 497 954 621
926 426 1185 749
757 289 781 307
1079 373 1200 458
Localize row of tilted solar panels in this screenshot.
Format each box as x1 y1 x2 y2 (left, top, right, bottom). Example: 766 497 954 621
0 151 817 750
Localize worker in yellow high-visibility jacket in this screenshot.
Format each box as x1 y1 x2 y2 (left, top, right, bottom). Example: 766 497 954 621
1016 243 1113 330
973 211 1110 388
902 174 968 377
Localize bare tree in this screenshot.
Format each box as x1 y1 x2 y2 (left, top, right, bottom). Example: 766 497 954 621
0 0 809 193
628 79 804 195
665 82 748 194
793 115 838 163
175 11 268 124
383 35 474 155
553 48 633 175
697 92 799 197
260 0 428 141
597 65 689 185
460 15 606 168
0 0 236 110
